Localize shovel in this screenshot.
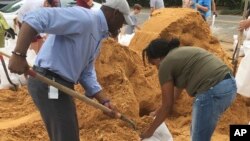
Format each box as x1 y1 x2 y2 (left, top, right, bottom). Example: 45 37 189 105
0 51 136 129
232 0 250 76
0 55 18 90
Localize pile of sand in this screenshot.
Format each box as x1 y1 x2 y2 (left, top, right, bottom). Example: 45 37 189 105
130 8 231 67
0 8 249 141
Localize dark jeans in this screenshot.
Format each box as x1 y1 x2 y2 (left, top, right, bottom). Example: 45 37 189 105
27 71 79 141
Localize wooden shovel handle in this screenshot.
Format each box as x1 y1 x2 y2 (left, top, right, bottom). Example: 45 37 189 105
0 50 136 129
27 69 136 129
27 69 113 113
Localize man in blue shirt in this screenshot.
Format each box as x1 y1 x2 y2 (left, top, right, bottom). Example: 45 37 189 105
8 0 133 140
194 0 211 20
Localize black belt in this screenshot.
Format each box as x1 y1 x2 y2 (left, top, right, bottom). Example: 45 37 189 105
223 73 232 80
193 73 233 96
33 66 74 86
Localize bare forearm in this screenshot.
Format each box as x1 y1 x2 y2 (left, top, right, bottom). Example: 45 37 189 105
141 82 174 139
212 0 216 12
239 19 250 30
174 87 183 101
147 107 168 133
14 22 38 54
196 4 209 12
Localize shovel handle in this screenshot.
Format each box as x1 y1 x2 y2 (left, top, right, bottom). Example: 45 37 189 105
27 69 136 129
27 69 112 113
0 51 136 129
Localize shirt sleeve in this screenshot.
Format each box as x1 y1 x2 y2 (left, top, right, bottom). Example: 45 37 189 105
17 0 44 22
23 7 91 35
150 0 156 8
79 59 102 97
198 0 210 7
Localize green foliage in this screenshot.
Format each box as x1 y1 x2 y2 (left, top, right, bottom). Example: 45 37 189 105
216 0 242 9
127 0 182 7
95 0 183 7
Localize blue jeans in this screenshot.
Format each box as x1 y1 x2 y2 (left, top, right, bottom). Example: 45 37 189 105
191 76 237 141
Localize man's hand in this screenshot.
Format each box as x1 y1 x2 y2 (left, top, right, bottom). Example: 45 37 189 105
102 100 118 118
239 19 250 31
8 54 29 75
94 91 118 118
213 11 218 17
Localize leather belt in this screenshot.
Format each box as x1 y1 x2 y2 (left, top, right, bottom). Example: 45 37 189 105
223 73 232 80
33 66 74 86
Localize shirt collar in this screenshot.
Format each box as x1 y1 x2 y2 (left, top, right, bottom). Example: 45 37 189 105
95 9 109 38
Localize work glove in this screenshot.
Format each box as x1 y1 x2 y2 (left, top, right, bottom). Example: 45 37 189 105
5 28 17 39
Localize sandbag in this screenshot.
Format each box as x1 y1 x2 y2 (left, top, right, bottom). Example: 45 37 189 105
235 46 250 97
142 122 173 141
235 24 250 97
118 33 135 47
0 39 37 89
0 55 27 89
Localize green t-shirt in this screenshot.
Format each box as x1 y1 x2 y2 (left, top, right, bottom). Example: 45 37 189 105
0 13 9 47
158 47 231 96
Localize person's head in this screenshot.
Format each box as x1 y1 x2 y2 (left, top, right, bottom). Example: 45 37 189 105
142 38 180 68
101 0 134 38
76 0 93 9
43 0 59 7
133 4 142 15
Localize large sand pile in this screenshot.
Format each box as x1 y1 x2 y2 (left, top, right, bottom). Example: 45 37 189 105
130 8 231 67
0 8 249 141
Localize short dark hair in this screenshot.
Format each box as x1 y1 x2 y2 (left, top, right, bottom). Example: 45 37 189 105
133 4 142 10
142 38 180 66
47 0 59 7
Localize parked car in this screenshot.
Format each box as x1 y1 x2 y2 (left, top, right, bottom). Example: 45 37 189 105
0 0 16 8
0 0 101 29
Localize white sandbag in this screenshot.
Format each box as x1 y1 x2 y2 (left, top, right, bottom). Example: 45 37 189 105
0 55 27 89
235 49 250 97
0 39 37 89
142 122 173 141
235 22 250 97
118 33 135 47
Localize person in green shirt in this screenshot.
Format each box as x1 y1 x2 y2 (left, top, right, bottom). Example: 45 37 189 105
0 13 16 48
140 38 237 141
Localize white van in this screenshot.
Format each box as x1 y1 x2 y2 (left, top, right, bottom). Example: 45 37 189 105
0 0 101 28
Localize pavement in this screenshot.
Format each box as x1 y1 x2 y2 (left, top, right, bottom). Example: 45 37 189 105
211 15 242 43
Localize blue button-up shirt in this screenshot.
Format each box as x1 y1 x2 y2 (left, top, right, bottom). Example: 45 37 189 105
23 6 109 96
192 0 211 18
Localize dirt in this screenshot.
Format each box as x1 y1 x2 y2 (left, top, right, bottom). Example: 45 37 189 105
0 8 249 141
